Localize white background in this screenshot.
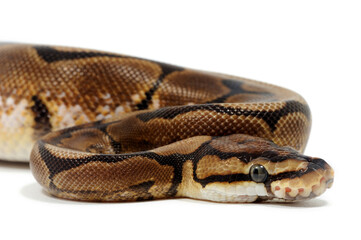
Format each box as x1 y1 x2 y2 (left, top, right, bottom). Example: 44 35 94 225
0 1 360 239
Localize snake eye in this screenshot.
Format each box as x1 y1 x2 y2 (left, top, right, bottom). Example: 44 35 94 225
250 164 268 183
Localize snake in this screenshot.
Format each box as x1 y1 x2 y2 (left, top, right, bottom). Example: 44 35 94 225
0 43 334 203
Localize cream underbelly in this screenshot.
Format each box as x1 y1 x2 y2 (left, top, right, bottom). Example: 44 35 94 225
0 97 33 161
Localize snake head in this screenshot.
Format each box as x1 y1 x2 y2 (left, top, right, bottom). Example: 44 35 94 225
194 134 334 202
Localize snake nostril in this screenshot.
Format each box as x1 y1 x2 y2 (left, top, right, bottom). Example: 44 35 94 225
326 179 334 188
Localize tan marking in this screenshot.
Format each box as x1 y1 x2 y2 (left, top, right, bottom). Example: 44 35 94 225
176 160 203 198
151 136 211 155
196 156 247 179
196 155 308 179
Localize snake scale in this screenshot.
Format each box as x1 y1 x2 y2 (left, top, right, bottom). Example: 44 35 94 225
0 44 333 202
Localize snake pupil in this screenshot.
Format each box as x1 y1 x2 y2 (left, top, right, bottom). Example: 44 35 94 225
250 164 268 183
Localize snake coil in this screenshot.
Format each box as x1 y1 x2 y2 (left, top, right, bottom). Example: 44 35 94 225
0 44 333 202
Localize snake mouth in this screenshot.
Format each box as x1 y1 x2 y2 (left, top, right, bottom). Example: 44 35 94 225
267 158 334 202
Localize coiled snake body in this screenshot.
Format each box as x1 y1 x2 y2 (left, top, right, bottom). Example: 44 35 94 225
0 44 333 202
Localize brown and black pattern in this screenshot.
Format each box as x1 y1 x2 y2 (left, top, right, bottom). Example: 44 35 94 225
31 133 333 202
0 44 333 202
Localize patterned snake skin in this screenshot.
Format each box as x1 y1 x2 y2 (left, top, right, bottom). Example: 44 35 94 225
0 44 334 202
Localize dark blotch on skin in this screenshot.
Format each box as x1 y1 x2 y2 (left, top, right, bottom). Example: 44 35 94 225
31 96 52 136
34 46 120 63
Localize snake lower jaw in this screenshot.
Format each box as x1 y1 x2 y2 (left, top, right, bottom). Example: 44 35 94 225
267 161 334 202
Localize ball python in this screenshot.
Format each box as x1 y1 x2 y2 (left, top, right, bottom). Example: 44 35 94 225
0 43 334 203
